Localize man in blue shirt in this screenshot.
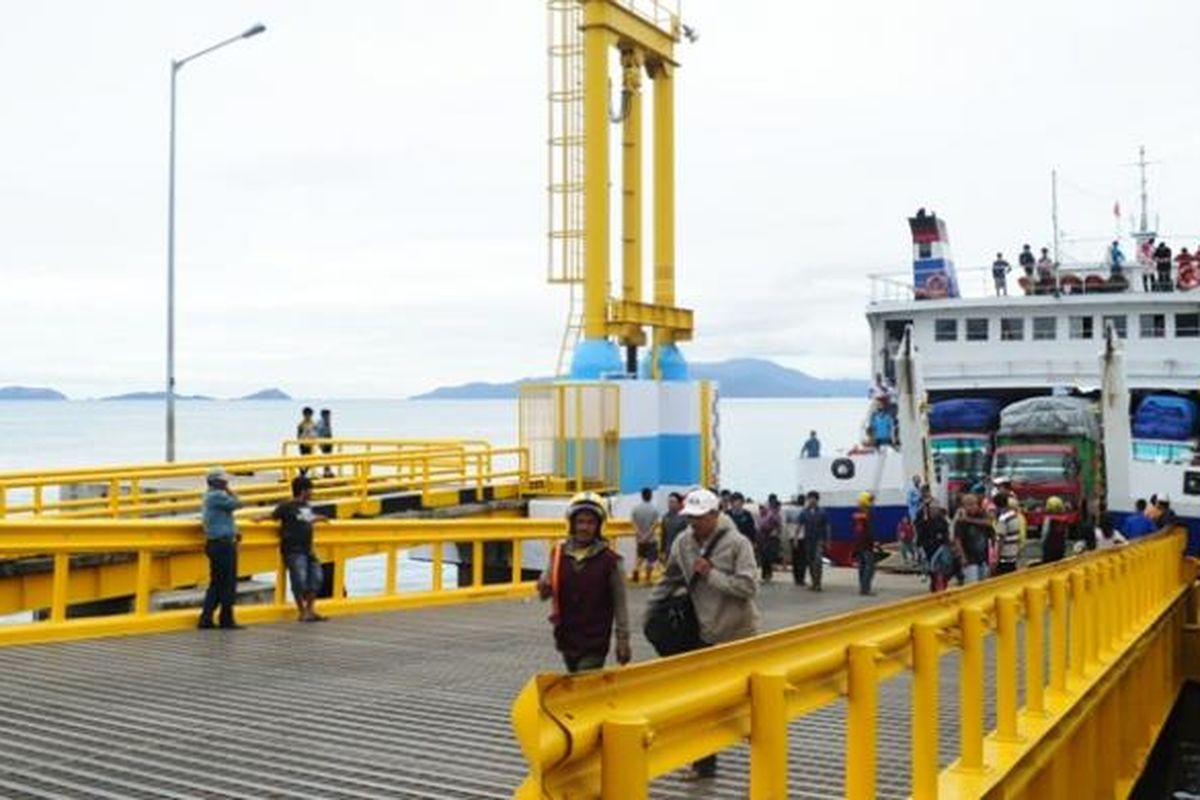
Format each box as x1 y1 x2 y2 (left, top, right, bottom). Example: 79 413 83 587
1120 498 1157 539
199 466 244 630
800 431 821 459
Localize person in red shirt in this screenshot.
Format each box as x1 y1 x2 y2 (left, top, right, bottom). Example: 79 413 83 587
896 514 916 565
853 492 876 595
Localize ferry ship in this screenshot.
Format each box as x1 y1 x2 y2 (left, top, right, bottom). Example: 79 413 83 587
798 206 1200 562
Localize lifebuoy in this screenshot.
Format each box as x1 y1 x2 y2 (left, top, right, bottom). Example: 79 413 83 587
1180 263 1200 291
923 273 948 298
831 458 855 480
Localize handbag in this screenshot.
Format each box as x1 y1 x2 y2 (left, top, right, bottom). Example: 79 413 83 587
643 530 726 656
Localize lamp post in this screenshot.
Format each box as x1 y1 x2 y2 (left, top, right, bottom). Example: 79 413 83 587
166 23 266 462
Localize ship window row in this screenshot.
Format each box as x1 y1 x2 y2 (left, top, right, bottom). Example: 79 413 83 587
933 312 1200 342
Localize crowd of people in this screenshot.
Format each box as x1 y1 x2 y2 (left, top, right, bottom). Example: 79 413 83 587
990 236 1199 297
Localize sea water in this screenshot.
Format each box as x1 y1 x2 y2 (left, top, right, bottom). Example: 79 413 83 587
0 397 865 596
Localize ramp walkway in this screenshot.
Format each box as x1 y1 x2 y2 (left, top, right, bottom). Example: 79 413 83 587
0 570 926 800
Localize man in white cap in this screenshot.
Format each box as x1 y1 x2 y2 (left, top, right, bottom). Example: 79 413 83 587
199 466 244 629
647 487 760 780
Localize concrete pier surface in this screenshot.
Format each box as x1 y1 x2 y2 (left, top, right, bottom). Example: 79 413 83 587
0 568 975 799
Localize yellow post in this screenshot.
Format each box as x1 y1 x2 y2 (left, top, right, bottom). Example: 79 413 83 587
385 547 398 596
432 543 444 592
911 623 939 800
995 594 1020 741
472 540 484 588
51 552 69 622
651 60 675 313
749 670 789 800
510 540 524 585
0 486 6 518
332 548 345 599
620 48 643 334
581 2 612 341
34 485 43 515
134 548 152 616
958 606 985 771
698 381 713 486
1069 570 1087 679
1085 564 1100 666
601 716 649 800
1049 576 1068 694
108 477 120 517
1025 584 1046 715
274 559 287 606
574 387 584 492
846 644 878 800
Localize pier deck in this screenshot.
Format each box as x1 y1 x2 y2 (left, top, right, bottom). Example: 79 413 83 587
0 569 976 799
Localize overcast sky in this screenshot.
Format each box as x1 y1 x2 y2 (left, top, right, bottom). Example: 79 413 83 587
4 1 1200 398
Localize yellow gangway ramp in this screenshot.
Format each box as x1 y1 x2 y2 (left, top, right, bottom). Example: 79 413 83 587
512 530 1199 799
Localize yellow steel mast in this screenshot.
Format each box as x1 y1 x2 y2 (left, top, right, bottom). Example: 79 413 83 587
548 1 693 380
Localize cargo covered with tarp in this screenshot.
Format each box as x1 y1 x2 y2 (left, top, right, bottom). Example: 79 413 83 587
1133 394 1199 441
997 396 1100 441
928 398 1004 433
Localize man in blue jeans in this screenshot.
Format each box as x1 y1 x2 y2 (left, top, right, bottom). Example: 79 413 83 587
199 466 244 630
271 476 330 622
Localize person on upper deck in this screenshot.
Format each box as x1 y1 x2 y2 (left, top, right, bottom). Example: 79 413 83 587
1153 241 1173 292
1019 244 1036 279
992 252 1011 296
538 492 631 673
800 430 821 459
1176 249 1193 291
1108 240 1125 279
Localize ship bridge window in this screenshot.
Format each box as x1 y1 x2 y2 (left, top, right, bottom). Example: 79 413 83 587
966 318 989 341
1000 317 1025 341
1102 314 1128 339
934 318 958 342
1033 316 1057 340
1139 314 1166 339
1069 315 1093 340
1176 313 1200 338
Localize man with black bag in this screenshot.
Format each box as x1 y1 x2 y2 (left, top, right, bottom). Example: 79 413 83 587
644 488 760 781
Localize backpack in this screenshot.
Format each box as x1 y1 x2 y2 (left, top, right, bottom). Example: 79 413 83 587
643 530 727 656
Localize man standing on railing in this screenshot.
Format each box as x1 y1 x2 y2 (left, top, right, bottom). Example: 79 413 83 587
647 488 759 781
538 492 631 673
271 476 329 623
296 407 317 476
199 467 244 630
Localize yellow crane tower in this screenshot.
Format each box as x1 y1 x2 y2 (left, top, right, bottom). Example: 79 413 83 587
546 0 694 380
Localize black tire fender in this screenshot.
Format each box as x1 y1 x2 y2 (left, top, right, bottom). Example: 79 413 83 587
831 458 855 480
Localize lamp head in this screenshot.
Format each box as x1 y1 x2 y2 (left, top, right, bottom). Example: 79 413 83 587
242 23 267 38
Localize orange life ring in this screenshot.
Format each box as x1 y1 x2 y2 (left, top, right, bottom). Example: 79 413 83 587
1180 263 1200 290
924 272 949 297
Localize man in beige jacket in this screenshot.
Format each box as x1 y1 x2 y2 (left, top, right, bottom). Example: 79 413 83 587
647 487 760 780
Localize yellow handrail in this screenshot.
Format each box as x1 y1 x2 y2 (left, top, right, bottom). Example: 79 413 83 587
0 444 538 519
0 517 634 647
510 530 1193 799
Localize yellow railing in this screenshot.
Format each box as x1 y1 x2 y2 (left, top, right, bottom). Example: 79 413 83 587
0 517 633 647
279 437 493 458
0 442 536 519
511 530 1195 799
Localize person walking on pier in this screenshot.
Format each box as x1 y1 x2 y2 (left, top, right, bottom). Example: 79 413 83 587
630 487 660 584
1040 496 1071 563
316 409 334 478
538 492 631 673
756 494 782 582
794 490 830 589
728 492 757 543
852 492 877 595
953 493 992 583
660 492 688 567
993 492 1022 575
199 467 244 630
647 488 760 780
271 476 329 622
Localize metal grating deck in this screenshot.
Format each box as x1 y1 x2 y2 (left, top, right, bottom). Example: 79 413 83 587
0 568 992 799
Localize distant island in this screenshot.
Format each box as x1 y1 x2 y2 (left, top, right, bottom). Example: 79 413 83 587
0 386 67 400
0 386 293 401
411 358 867 399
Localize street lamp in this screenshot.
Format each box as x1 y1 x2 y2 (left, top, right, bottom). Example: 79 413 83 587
165 23 266 462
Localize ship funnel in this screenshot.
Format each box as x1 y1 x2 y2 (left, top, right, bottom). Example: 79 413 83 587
908 209 960 300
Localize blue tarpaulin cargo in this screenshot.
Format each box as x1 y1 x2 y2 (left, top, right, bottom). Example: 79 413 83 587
1132 395 1199 441
928 398 1004 433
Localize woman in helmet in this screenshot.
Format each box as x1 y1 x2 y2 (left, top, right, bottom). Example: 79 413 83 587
1040 496 1070 563
537 492 631 672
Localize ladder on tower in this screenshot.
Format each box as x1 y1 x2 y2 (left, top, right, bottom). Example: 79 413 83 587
547 0 585 376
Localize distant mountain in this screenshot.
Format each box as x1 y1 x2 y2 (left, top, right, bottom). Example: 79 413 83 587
0 386 67 400
102 391 214 401
239 388 291 400
410 359 867 399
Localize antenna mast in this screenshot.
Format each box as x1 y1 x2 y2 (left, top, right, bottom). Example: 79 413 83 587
1138 144 1149 234
1051 168 1060 263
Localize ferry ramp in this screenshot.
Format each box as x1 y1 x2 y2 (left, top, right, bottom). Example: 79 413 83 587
0 570 927 800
